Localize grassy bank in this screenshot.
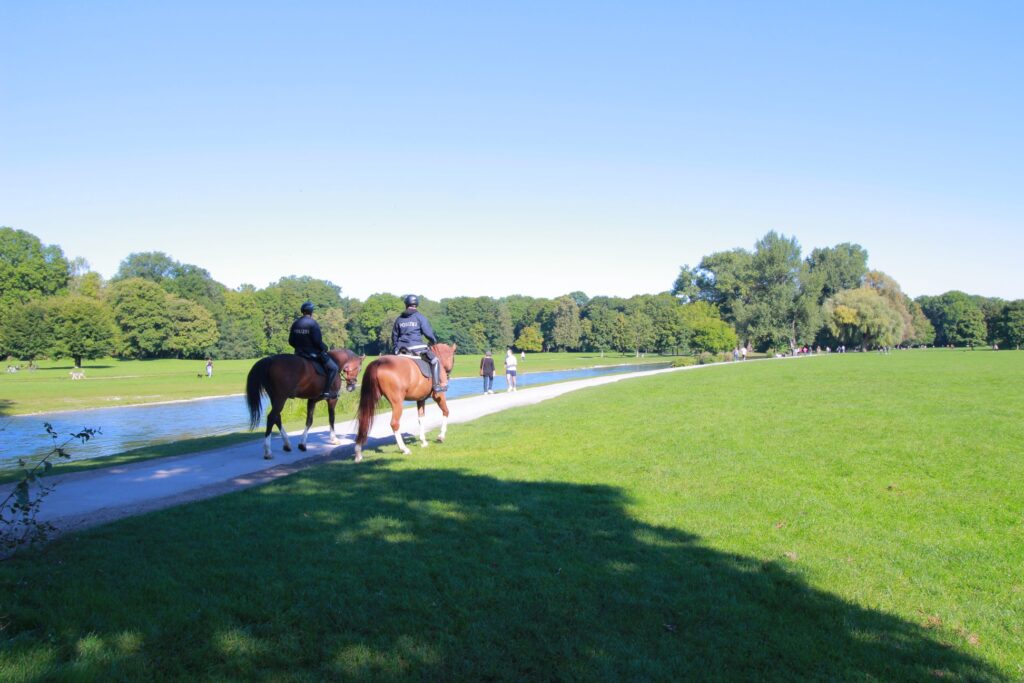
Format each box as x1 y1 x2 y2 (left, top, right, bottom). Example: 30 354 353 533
2 350 1019 679
0 352 667 416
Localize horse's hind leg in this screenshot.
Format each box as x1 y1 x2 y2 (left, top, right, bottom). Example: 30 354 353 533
416 400 429 448
269 396 292 454
386 397 411 455
299 399 316 451
263 416 275 459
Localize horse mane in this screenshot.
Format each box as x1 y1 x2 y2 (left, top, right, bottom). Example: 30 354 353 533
434 343 457 371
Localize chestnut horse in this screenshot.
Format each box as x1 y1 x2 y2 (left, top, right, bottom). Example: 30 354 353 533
246 349 364 459
353 343 456 462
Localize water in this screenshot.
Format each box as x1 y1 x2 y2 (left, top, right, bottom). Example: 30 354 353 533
0 362 669 465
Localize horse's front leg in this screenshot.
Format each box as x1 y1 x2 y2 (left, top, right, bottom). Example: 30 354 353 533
299 399 316 451
327 398 339 445
416 400 429 448
389 401 411 455
435 394 450 443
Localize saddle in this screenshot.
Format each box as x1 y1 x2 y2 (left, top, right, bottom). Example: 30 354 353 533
395 351 432 380
296 352 327 376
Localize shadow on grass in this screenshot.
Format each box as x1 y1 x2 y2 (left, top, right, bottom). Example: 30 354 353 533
0 465 1003 681
0 400 12 418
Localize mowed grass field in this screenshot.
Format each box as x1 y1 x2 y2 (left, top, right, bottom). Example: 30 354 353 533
0 352 665 416
1 350 1021 680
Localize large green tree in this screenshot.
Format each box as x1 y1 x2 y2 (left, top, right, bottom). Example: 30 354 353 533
216 288 265 359
679 302 737 353
48 295 118 367
165 297 220 358
550 296 582 351
259 276 344 353
514 325 544 352
917 291 987 347
0 228 71 343
0 300 51 361
824 288 904 349
107 278 174 358
740 232 804 351
996 301 1024 349
348 293 404 354
806 243 869 303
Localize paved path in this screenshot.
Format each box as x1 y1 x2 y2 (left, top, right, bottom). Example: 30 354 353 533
2 361 751 537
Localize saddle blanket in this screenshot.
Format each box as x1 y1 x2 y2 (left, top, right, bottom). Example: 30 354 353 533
395 352 432 379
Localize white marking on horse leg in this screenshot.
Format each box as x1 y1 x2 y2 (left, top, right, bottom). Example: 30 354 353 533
329 428 339 445
300 424 310 449
418 415 429 448
438 415 448 442
354 444 363 463
394 430 411 455
279 425 293 452
263 435 273 459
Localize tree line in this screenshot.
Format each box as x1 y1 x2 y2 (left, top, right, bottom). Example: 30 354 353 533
1 226 1022 366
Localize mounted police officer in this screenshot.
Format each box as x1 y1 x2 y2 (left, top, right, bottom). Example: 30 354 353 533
289 301 339 399
392 294 444 392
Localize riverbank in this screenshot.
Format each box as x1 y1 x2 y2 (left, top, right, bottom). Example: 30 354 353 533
0 353 670 416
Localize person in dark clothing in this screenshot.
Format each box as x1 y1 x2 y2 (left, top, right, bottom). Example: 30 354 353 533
392 294 444 392
289 301 339 399
479 350 495 394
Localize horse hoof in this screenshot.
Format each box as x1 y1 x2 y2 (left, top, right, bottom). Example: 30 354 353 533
264 454 273 460
329 437 339 445
298 443 307 452
420 441 429 449
436 436 445 443
283 445 292 452
354 454 363 463
400 448 411 455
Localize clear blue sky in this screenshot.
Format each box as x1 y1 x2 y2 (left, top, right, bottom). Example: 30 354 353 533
2 2 1021 300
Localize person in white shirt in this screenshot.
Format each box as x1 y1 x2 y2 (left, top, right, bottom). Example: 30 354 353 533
504 348 518 391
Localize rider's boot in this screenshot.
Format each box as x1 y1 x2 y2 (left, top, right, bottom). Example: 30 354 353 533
323 369 339 400
430 359 445 393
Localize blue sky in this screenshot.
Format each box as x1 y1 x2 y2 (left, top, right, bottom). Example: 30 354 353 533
2 2 1021 300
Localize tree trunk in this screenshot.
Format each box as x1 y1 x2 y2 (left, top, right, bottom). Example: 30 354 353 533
73 355 83 368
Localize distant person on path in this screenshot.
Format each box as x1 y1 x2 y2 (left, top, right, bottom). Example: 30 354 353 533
520 350 525 361
289 301 339 399
505 348 518 392
741 346 748 361
206 358 213 378
480 350 495 394
733 347 740 361
392 294 445 392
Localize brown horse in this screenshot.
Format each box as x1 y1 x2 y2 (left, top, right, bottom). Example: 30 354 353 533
354 343 457 462
246 349 364 459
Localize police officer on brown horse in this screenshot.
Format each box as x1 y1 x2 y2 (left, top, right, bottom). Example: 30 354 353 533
289 301 339 399
392 294 445 393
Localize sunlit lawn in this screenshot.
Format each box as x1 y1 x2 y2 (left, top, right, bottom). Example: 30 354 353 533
1 349 1020 680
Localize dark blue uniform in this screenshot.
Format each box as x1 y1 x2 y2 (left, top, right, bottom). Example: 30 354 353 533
392 309 437 353
289 314 339 397
392 307 444 391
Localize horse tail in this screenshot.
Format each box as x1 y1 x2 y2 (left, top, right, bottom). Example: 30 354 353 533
356 361 382 446
246 358 270 430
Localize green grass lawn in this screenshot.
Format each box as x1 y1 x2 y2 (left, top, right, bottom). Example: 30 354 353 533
2 350 1021 680
0 352 667 416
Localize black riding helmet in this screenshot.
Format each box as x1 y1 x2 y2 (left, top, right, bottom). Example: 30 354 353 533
300 301 315 315
404 294 419 307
